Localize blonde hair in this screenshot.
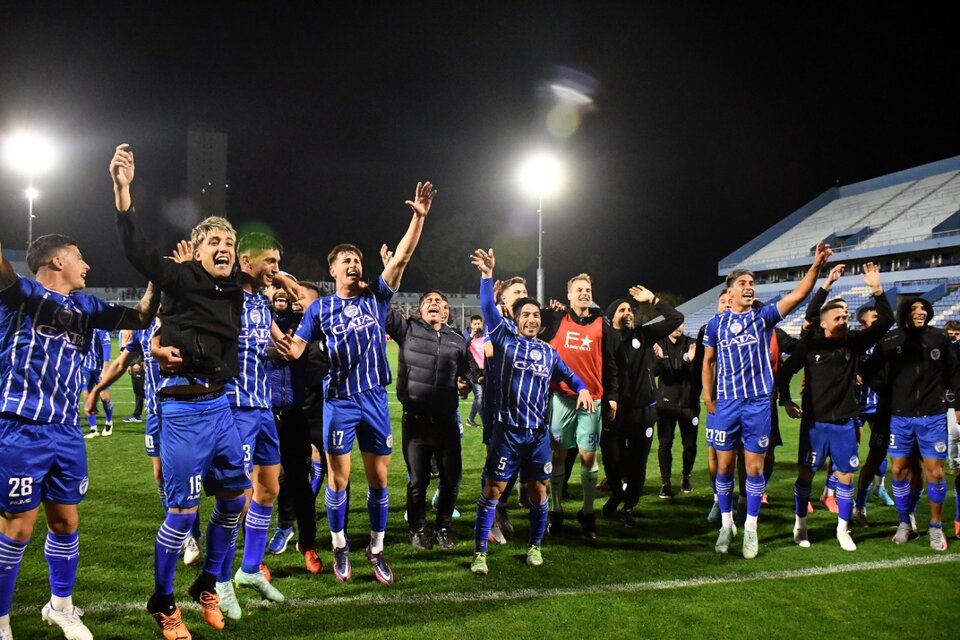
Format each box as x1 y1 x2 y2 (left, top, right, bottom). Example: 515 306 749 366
567 273 592 291
190 216 236 248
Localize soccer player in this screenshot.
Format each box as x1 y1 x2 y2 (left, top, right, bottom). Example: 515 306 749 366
653 323 699 497
778 262 892 550
702 241 830 559
0 234 158 640
862 295 960 551
81 328 115 438
468 249 594 575
541 273 618 539
278 180 437 585
110 144 301 637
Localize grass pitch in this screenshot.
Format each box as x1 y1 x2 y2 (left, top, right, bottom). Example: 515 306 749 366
9 340 959 639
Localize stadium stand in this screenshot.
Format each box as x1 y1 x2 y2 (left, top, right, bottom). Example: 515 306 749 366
679 155 960 336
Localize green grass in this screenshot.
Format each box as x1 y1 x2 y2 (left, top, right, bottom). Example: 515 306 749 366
9 340 960 639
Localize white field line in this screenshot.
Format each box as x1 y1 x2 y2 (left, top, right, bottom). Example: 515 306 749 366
15 553 957 615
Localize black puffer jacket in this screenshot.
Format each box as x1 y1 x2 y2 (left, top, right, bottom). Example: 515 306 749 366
386 311 470 418
864 296 960 417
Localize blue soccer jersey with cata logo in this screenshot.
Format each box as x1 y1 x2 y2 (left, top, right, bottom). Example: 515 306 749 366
704 303 781 453
0 276 127 512
479 277 587 482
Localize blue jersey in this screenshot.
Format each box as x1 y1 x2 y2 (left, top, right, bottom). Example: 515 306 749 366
81 329 111 371
480 277 585 430
294 276 395 399
125 319 161 416
0 276 126 425
226 291 273 409
704 303 781 401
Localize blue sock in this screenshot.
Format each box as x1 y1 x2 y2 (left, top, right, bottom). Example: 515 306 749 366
155 512 194 594
474 495 498 553
203 496 245 577
240 500 273 574
326 486 348 532
877 457 888 478
836 480 854 523
745 474 765 517
892 479 911 524
218 522 241 582
45 531 80 598
826 473 838 492
794 477 812 517
103 399 114 422
367 487 389 533
310 460 324 497
0 533 28 616
87 413 96 429
716 472 734 515
529 497 548 547
928 479 947 510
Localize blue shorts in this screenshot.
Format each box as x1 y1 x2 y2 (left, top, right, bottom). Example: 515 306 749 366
705 412 718 447
83 368 110 392
232 406 282 472
159 394 250 508
144 411 161 458
889 414 949 460
798 420 860 473
0 417 88 512
323 386 392 455
712 396 772 454
484 423 552 483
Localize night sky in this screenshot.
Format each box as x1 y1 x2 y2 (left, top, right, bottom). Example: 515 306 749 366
1 2 958 304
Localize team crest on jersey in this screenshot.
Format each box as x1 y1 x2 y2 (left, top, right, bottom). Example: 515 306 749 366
250 309 262 324
758 435 769 448
632 338 640 349
54 306 75 328
530 350 543 361
848 455 859 469
544 462 553 474
930 348 941 361
729 321 743 335
935 441 947 454
79 477 89 496
343 304 360 318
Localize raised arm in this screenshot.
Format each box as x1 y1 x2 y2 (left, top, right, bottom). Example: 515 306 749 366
777 241 832 318
631 286 683 342
852 263 894 351
381 181 437 290
118 282 160 330
472 249 505 333
804 264 844 324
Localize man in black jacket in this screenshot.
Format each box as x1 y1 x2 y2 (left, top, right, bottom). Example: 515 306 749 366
653 323 699 497
387 289 471 551
778 262 892 551
863 294 960 551
601 291 683 525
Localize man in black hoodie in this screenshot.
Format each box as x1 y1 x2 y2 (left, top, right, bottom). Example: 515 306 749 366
600 293 683 525
863 295 960 551
653 323 699 497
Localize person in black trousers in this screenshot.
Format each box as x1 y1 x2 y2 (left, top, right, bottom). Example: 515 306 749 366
653 323 700 497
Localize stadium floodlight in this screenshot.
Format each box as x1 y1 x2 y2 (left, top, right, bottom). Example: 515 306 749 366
4 131 56 247
518 152 563 304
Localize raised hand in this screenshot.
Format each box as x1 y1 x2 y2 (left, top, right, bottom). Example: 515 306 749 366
380 244 394 268
109 144 135 189
405 181 438 218
824 263 845 289
471 248 495 278
812 241 833 271
860 261 882 293
629 285 655 304
166 240 193 264
548 299 566 313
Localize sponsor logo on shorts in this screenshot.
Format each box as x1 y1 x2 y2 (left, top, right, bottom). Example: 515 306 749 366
544 462 553 474
645 427 654 438
930 348 941 361
935 441 947 454
758 436 769 448
849 455 859 468
79 477 89 496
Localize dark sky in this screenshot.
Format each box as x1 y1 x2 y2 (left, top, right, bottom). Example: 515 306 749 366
1 2 958 304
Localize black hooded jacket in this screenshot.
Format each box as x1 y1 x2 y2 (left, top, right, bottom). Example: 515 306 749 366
863 296 960 417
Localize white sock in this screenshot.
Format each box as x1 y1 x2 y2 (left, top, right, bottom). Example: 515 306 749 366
713 493 718 503
330 529 346 549
837 517 848 534
827 488 835 498
745 514 758 532
50 594 73 612
369 530 385 554
0 614 10 630
721 511 733 528
794 515 807 530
